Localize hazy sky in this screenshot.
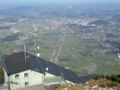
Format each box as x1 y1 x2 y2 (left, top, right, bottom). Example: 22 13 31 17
1 0 120 4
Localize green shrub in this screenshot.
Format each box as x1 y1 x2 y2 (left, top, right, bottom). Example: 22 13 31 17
106 83 117 87
0 67 4 84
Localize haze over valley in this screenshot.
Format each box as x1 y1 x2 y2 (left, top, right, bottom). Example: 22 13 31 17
0 3 120 75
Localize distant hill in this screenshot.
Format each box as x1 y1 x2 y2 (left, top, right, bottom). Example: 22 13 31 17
1 33 24 42
0 26 11 30
110 14 120 23
89 20 110 26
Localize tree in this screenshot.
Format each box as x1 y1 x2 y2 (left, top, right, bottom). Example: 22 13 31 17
0 67 4 84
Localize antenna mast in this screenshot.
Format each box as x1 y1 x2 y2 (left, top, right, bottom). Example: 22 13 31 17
24 44 27 63
118 53 120 64
36 46 40 57
34 39 40 57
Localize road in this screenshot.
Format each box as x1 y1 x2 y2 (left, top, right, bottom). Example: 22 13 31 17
51 32 67 63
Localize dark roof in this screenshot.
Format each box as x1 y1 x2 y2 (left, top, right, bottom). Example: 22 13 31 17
4 52 81 83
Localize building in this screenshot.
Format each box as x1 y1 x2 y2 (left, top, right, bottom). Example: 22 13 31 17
3 52 81 90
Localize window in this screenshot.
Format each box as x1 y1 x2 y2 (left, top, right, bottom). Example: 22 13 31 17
25 82 29 86
24 73 28 78
15 74 19 79
44 72 46 76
